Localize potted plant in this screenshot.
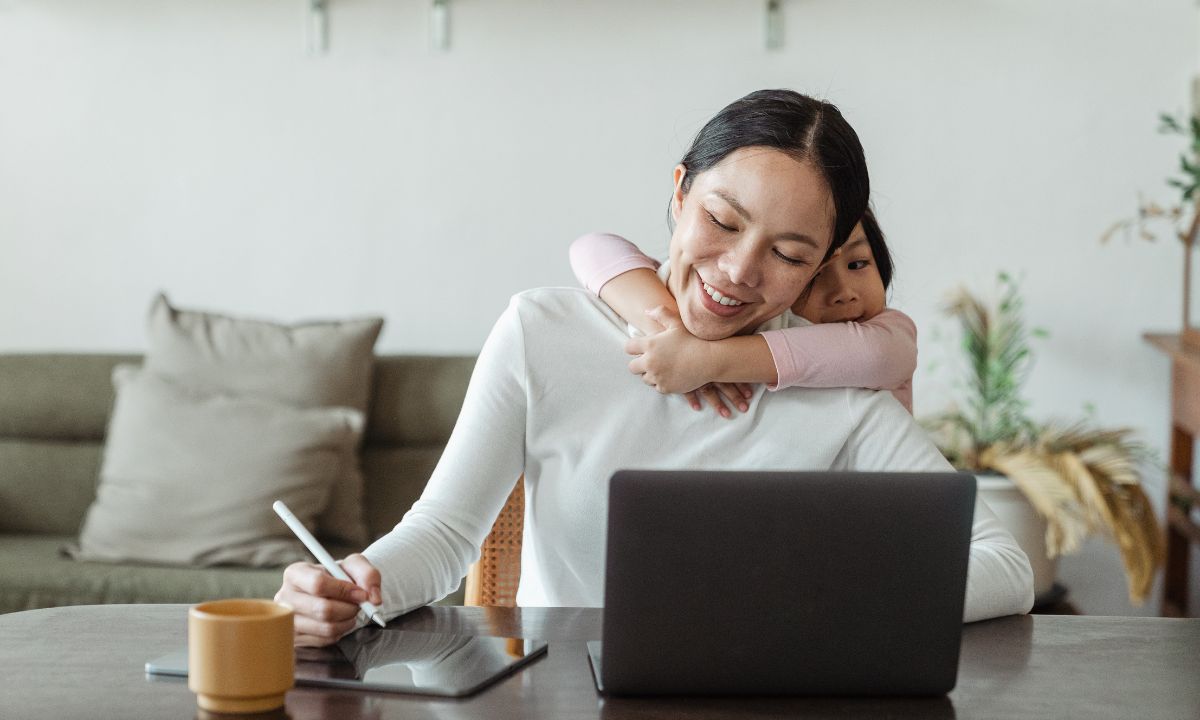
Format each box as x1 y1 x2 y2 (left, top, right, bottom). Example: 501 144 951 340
1102 110 1200 350
923 273 1164 605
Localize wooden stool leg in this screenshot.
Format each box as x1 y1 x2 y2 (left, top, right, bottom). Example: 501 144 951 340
1164 426 1194 618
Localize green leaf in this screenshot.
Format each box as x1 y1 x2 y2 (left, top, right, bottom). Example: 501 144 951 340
932 272 1040 455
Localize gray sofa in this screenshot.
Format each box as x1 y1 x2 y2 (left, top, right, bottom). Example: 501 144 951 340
0 353 475 614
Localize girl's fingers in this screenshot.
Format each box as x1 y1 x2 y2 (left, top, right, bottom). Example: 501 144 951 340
684 391 702 411
737 383 754 399
645 305 683 330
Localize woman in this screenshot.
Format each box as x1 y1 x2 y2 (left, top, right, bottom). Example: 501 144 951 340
276 90 1034 646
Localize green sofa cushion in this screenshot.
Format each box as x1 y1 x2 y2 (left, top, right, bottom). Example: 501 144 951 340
0 439 102 535
0 354 137 441
365 356 475 447
0 353 476 614
0 535 464 614
0 535 292 613
361 445 450 541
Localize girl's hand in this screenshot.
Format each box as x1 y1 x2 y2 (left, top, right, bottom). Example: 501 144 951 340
625 306 752 418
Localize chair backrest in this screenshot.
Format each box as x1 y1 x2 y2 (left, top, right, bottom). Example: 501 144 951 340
464 479 524 607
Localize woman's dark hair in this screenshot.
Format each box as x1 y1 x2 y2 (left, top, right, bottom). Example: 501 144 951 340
670 89 870 260
860 207 894 291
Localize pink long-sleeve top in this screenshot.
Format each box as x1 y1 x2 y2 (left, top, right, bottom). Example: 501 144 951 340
568 232 916 413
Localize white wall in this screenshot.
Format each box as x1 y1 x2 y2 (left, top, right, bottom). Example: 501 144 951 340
1 0 1195 615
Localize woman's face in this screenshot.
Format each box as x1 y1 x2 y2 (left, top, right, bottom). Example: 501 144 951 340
667 147 835 341
795 223 886 324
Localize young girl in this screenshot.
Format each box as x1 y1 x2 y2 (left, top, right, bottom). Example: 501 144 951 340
568 208 916 417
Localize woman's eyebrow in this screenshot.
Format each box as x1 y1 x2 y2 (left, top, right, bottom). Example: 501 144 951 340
711 189 819 248
712 189 752 220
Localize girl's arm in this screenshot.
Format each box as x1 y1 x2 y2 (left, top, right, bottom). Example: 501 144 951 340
628 309 917 413
570 232 751 415
569 233 669 337
627 320 779 391
762 308 917 392
569 232 661 294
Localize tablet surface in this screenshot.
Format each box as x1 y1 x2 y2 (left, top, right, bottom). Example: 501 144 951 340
146 628 548 698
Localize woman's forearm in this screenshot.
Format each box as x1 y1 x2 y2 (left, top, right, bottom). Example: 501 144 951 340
362 298 529 618
834 389 1035 622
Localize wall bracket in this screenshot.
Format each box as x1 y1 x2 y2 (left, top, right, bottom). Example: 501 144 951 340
308 0 329 55
432 0 450 51
766 0 783 50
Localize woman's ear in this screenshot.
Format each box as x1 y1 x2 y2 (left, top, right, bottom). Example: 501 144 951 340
671 164 687 222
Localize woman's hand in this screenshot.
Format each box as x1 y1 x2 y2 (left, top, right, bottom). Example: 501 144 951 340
275 553 383 647
685 382 754 419
625 306 753 418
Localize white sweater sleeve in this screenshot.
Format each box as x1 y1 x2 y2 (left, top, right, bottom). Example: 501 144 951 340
832 389 1035 623
361 298 528 620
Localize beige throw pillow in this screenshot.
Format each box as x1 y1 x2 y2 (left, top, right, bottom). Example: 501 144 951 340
71 366 363 567
144 293 383 545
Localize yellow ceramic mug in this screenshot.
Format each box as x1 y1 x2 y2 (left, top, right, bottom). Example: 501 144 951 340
188 599 295 714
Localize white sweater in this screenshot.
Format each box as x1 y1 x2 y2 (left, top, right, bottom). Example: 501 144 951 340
362 288 1034 623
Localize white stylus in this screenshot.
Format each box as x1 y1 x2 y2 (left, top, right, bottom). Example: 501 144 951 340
272 500 387 628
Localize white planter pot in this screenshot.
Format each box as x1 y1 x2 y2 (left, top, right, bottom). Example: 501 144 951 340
976 474 1059 604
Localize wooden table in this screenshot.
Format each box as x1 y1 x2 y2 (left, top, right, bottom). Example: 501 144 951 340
1 605 1198 719
1145 332 1200 617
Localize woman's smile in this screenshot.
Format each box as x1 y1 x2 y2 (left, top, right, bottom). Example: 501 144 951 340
668 147 834 339
696 272 752 318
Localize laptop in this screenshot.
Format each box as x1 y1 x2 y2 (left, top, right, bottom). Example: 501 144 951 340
588 470 976 696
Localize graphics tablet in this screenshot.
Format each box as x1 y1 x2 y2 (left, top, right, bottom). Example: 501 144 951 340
146 627 548 698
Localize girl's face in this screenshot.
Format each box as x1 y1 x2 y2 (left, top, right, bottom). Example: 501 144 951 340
795 222 886 324
666 147 835 341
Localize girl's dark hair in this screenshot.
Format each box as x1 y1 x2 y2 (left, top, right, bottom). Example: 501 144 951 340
671 89 869 259
860 207 894 291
